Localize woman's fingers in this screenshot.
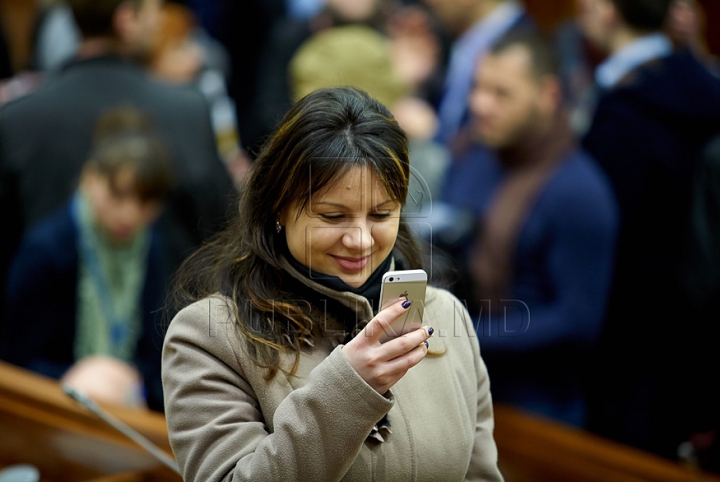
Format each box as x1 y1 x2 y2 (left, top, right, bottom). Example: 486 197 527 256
372 341 430 394
363 298 412 343
379 295 406 312
389 340 429 371
344 300 434 393
380 325 434 360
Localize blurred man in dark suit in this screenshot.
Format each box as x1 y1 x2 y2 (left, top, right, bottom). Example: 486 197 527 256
0 0 235 316
578 0 720 459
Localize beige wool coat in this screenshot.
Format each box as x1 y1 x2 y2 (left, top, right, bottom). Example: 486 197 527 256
162 261 504 481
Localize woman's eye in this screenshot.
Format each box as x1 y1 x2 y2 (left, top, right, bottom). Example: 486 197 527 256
318 212 392 220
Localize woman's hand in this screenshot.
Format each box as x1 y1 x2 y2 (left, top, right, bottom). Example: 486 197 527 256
343 299 434 394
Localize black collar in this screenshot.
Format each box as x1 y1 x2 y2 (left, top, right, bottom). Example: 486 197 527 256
283 250 393 311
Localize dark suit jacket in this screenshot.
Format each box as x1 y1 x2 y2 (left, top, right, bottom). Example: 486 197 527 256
583 50 720 344
582 49 720 454
0 55 235 325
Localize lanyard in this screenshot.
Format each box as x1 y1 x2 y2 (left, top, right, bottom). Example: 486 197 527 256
71 193 134 355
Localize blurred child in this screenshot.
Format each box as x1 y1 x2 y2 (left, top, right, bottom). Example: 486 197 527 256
2 107 173 410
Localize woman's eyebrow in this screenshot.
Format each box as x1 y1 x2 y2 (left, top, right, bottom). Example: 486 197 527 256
370 199 400 211
313 199 397 210
313 202 349 209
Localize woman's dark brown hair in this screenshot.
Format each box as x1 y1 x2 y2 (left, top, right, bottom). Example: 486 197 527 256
170 87 422 378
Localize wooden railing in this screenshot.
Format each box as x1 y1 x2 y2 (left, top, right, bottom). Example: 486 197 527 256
2 360 720 481
0 361 179 481
494 405 720 482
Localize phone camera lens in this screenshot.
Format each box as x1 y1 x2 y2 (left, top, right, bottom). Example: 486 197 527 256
388 277 394 282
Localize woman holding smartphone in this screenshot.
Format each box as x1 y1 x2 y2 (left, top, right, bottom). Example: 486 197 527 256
162 87 503 481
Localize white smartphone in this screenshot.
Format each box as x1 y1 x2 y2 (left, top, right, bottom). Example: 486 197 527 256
378 269 428 342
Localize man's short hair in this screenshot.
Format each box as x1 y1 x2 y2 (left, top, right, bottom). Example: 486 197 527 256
69 0 141 38
610 0 673 31
88 106 173 202
489 30 559 79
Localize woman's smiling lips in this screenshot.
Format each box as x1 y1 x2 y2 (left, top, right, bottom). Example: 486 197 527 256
330 254 371 272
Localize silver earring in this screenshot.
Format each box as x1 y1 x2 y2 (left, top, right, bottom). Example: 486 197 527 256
276 221 282 233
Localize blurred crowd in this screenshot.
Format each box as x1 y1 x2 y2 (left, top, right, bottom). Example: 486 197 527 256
0 0 719 473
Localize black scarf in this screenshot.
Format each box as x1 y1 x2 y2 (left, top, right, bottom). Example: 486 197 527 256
283 247 392 312
278 238 397 333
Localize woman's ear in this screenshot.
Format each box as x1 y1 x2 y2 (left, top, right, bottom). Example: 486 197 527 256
278 202 300 227
277 207 291 230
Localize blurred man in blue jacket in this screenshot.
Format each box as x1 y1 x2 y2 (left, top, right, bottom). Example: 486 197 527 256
441 31 618 427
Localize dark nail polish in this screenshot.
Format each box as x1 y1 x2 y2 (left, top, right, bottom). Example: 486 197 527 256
401 300 412 309
427 327 434 336
424 340 429 349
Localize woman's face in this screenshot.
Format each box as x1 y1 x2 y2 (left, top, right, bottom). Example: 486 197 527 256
281 165 402 288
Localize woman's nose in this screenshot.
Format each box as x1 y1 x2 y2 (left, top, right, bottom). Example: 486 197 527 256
342 219 373 252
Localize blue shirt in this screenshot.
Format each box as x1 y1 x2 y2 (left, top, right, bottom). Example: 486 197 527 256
595 33 673 89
